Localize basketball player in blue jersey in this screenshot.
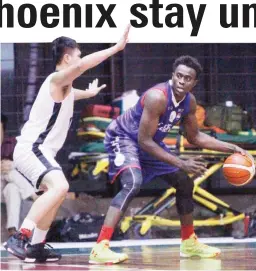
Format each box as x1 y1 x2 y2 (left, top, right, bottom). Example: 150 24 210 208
89 55 249 264
3 25 130 263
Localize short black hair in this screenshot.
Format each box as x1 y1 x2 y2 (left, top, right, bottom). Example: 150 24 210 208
1 113 8 131
52 36 79 66
173 55 203 79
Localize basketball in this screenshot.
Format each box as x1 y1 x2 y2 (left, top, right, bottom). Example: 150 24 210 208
223 153 255 186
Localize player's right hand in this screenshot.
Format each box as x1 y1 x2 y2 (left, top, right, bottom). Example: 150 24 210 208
116 24 131 51
181 156 207 176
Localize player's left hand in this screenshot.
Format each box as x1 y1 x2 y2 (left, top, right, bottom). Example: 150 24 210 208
86 79 106 97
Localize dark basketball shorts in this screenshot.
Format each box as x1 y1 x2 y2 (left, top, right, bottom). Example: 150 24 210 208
105 125 179 184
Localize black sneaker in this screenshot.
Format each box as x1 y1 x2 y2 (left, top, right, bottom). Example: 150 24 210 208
3 232 29 260
24 243 62 263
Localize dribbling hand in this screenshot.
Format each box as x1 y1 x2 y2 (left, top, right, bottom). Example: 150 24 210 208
233 145 254 165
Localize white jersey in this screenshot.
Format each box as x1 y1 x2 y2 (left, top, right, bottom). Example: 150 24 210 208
16 72 74 157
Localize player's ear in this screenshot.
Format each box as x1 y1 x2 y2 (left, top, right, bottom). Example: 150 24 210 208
63 53 71 64
192 79 198 88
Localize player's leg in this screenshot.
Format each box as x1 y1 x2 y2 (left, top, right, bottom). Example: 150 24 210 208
90 126 143 264
24 192 65 263
3 182 21 235
103 167 143 227
8 169 36 201
23 170 68 225
89 167 143 264
4 170 68 261
163 170 221 258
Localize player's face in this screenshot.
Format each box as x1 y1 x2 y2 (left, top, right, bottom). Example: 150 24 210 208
67 48 82 66
171 64 198 100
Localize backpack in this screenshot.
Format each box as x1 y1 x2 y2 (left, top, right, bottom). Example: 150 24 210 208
46 212 123 242
233 211 256 239
205 104 244 134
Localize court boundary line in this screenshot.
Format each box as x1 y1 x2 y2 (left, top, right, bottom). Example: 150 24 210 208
1 259 256 271
1 237 255 250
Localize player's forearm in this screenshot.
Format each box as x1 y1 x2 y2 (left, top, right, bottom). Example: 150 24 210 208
191 131 237 153
51 45 120 88
138 139 185 169
78 45 119 72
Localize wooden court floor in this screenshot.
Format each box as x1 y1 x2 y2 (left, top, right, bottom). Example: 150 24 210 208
1 238 256 271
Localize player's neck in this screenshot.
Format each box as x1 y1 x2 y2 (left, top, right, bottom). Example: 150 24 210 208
172 90 186 103
55 63 68 72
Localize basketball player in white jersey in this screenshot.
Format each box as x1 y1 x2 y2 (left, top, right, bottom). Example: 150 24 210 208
3 25 130 263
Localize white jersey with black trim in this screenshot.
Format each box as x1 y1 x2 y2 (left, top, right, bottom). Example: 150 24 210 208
16 72 74 157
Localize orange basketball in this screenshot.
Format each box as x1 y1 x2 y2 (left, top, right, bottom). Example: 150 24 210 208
223 153 255 186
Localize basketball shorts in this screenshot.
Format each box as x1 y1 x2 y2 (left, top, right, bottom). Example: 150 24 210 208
13 144 62 192
105 123 179 184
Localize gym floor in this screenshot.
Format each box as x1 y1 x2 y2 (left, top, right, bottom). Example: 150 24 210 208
1 237 256 270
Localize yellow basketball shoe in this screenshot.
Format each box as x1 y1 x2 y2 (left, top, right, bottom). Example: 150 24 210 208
180 234 221 258
89 240 128 264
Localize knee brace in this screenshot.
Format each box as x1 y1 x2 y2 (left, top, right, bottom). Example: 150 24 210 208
175 171 194 215
111 167 143 212
164 170 194 215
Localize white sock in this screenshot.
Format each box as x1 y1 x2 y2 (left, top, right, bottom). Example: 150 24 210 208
31 227 49 245
20 218 36 232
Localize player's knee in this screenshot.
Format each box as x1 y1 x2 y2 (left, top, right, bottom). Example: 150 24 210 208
41 170 69 195
111 167 143 211
175 172 194 215
176 172 194 195
49 182 68 199
130 181 141 196
43 180 69 198
122 182 141 201
57 181 69 196
121 167 143 196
